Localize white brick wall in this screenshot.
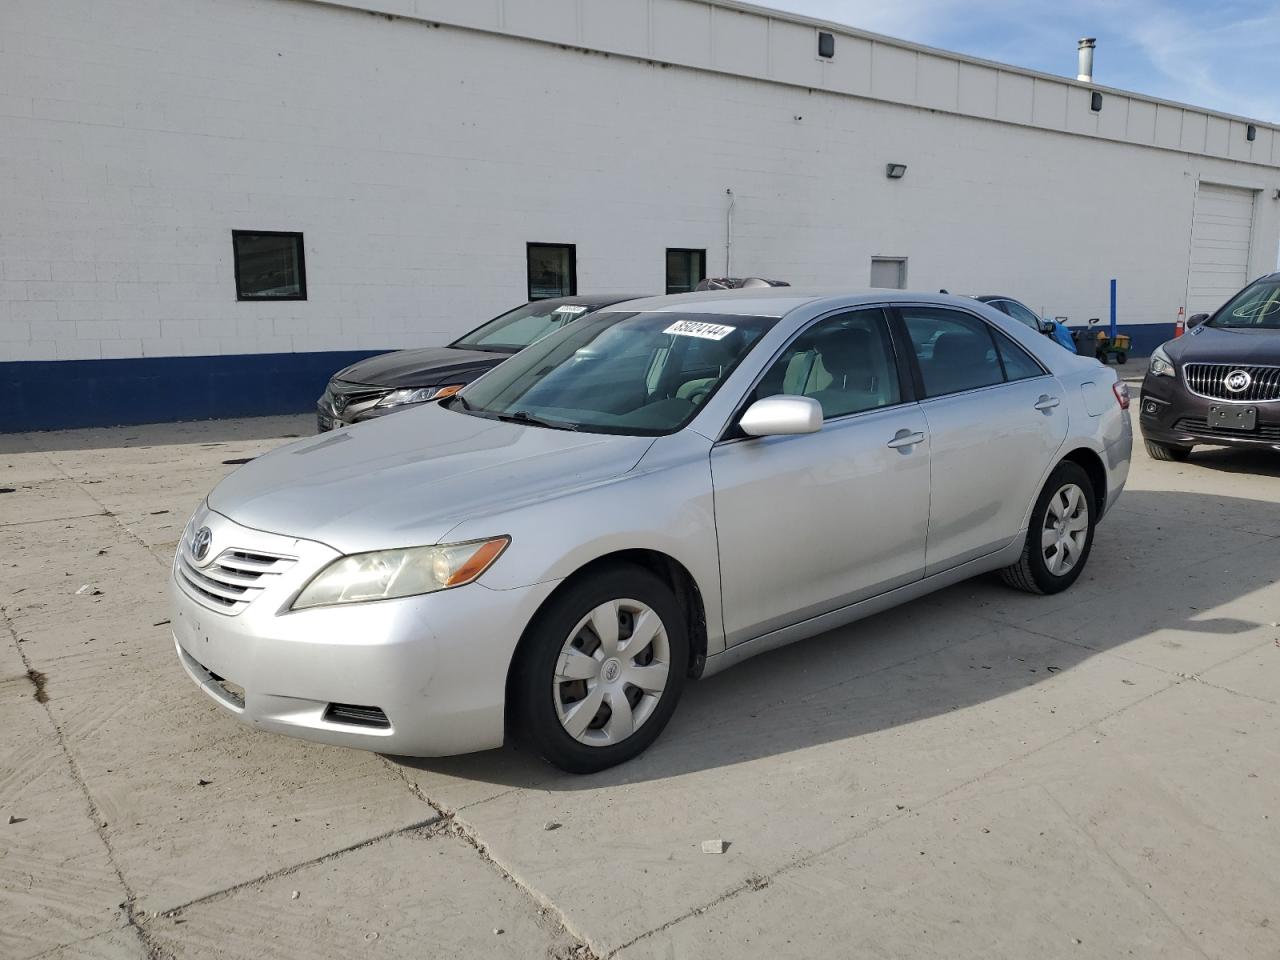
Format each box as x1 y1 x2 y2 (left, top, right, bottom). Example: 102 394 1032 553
1 0 1278 364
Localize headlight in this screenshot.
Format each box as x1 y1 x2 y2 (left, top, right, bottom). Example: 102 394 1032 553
1149 345 1175 378
291 536 509 610
375 384 465 408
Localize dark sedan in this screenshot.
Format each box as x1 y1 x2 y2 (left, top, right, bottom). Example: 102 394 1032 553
317 293 649 431
1140 272 1280 460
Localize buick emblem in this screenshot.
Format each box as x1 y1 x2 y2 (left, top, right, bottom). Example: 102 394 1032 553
1224 370 1252 393
190 526 213 562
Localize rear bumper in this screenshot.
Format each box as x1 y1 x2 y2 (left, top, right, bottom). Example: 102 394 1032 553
1139 373 1280 450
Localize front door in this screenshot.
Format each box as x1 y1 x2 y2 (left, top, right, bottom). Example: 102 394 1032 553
897 305 1068 573
711 308 930 646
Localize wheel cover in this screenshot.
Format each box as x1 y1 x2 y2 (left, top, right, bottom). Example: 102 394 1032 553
1041 482 1090 576
552 598 671 747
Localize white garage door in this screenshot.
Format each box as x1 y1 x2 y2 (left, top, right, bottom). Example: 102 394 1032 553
1186 182 1256 316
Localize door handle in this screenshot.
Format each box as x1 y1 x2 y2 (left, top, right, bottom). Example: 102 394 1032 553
886 429 926 449
1034 395 1061 411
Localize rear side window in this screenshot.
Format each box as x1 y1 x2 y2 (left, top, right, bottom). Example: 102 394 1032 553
901 307 1004 397
992 328 1046 381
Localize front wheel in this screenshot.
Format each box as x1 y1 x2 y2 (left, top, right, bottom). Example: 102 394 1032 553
509 564 689 773
1001 462 1097 595
1144 439 1191 462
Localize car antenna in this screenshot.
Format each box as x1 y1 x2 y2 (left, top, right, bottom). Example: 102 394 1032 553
939 288 949 294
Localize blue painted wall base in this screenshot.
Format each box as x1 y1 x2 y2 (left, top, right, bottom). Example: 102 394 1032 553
2 325 1178 433
1 351 387 433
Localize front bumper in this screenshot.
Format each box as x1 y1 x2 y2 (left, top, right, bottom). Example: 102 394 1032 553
1139 372 1280 450
316 402 398 432
169 507 559 756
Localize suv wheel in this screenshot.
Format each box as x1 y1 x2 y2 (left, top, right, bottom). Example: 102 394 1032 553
510 564 689 774
1144 439 1192 462
1001 462 1097 595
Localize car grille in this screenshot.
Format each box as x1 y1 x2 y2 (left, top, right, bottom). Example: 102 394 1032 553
325 379 391 418
1173 417 1280 442
1183 363 1280 402
176 547 297 614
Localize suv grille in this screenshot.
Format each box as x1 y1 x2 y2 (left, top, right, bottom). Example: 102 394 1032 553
1173 417 1280 442
176 547 296 614
1183 363 1280 402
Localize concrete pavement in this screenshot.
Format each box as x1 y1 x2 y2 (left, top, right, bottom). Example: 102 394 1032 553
2 412 1278 959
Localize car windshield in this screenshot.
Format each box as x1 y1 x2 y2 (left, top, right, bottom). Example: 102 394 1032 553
452 301 597 352
449 311 777 435
1209 279 1280 329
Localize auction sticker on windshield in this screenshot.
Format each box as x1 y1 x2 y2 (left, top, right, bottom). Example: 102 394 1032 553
664 320 736 340
554 305 589 316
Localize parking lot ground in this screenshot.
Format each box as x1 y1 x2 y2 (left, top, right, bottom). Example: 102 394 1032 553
3 411 1279 960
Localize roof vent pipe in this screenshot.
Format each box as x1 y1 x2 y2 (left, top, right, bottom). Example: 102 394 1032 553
1077 37 1096 83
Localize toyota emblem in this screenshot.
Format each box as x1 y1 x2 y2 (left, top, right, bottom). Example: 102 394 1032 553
1224 370 1252 393
191 526 213 562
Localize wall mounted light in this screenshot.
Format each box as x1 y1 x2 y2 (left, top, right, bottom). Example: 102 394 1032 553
1090 91 1103 112
1247 124 1257 142
885 163 907 179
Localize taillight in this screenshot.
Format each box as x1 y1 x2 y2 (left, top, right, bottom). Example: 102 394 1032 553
1112 381 1131 410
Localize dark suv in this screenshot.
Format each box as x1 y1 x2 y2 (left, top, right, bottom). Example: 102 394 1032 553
1139 272 1280 460
317 294 648 431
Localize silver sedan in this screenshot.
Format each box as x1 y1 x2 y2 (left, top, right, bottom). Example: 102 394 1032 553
170 290 1132 773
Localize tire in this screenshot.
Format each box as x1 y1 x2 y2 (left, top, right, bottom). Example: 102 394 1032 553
1001 461 1097 595
1144 439 1191 462
1116 351 1127 365
509 563 689 774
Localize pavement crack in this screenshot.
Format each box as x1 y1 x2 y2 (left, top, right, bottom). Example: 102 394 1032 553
379 758 599 959
611 677 1184 956
156 816 442 917
1 604 166 960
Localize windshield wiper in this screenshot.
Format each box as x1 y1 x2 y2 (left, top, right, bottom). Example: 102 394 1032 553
494 410 579 431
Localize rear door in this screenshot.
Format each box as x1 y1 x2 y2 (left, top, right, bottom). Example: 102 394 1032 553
895 305 1067 575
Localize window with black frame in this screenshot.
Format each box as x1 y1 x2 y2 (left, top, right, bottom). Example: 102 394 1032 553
665 248 707 294
527 243 576 300
232 231 306 301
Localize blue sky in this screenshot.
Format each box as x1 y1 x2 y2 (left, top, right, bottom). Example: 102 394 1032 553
768 0 1280 122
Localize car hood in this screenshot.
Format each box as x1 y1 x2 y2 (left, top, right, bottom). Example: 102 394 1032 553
334 346 504 388
1166 324 1280 364
208 404 655 554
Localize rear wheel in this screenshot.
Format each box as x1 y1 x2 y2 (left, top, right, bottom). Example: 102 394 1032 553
1144 439 1192 462
510 564 688 773
1001 462 1096 595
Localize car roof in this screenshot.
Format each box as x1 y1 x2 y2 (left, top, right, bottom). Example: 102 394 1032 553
547 293 654 308
596 288 1004 318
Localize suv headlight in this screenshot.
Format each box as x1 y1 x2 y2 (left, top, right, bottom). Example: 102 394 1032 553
375 385 464 408
291 536 509 610
1149 345 1175 378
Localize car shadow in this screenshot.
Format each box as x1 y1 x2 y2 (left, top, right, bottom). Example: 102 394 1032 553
393 487 1280 789
1179 446 1280 478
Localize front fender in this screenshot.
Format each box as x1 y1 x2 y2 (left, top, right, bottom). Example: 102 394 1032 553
444 431 728 656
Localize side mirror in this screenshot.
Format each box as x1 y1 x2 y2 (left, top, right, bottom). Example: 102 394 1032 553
1187 313 1209 329
739 396 822 437
1037 318 1055 334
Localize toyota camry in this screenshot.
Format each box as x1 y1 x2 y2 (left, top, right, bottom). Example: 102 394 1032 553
171 289 1131 773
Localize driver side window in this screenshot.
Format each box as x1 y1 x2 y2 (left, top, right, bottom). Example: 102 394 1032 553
754 309 901 420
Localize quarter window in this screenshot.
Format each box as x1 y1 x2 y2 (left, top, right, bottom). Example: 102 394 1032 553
992 328 1046 381
666 248 707 294
527 243 576 300
232 231 306 301
901 307 1004 398
752 309 901 420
